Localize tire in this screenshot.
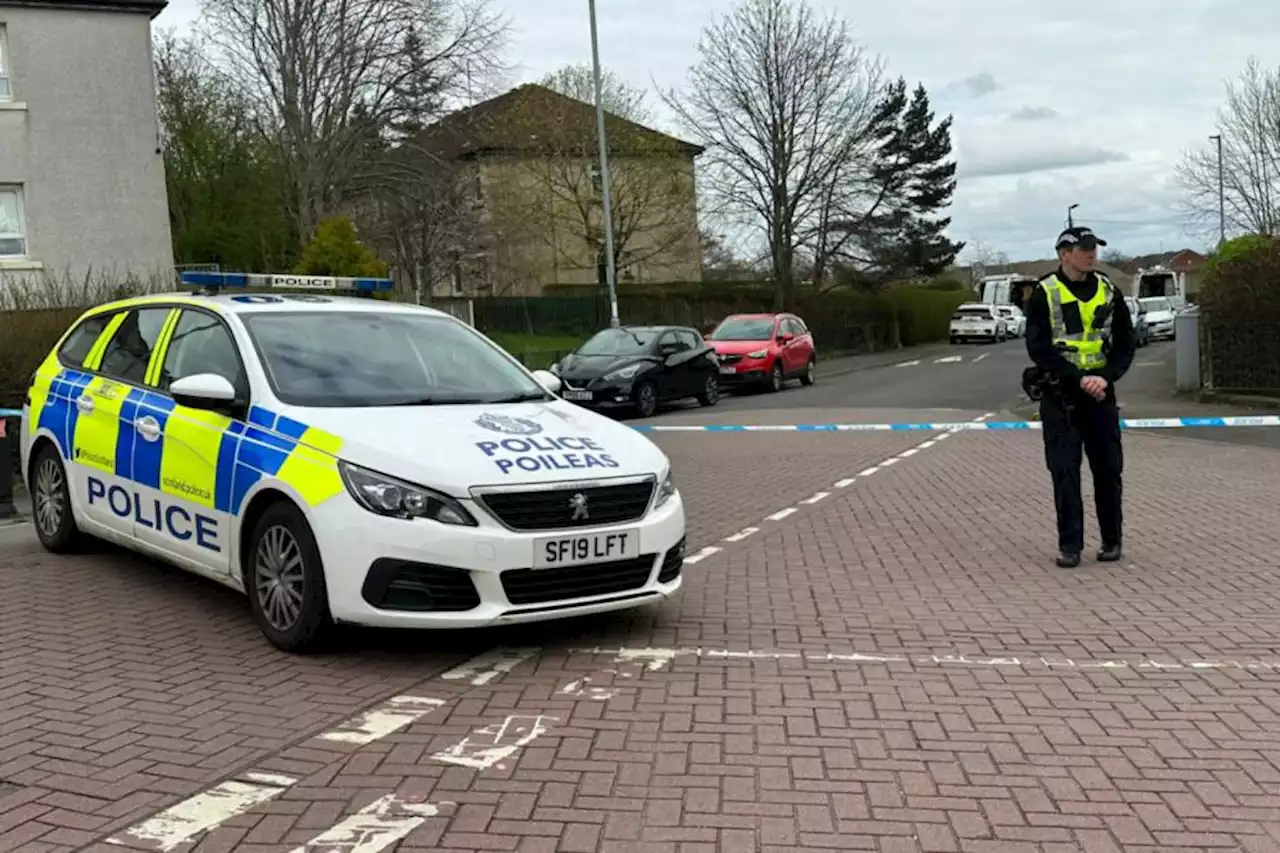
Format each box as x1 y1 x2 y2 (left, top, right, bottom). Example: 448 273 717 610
950 336 958 345
634 381 658 418
800 357 815 387
696 375 720 407
29 444 85 553
767 362 784 393
245 500 335 654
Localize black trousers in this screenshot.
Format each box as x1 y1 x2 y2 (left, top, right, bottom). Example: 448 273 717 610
1039 391 1123 553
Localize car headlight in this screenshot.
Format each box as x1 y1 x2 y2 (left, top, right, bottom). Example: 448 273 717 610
604 363 642 381
746 349 768 359
338 460 477 526
653 470 678 509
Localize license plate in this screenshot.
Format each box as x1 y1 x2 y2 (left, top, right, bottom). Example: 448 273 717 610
719 366 736 375
561 389 592 401
534 529 640 568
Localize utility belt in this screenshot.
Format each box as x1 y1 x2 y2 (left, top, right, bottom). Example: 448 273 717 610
1022 340 1111 407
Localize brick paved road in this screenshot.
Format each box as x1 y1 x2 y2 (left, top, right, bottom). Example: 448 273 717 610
3 406 1280 852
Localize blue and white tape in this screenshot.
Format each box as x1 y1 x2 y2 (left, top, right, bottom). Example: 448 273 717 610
631 416 1280 432
0 409 20 418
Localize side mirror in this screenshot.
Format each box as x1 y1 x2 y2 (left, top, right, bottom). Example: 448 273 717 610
170 373 237 410
779 333 794 343
530 369 562 396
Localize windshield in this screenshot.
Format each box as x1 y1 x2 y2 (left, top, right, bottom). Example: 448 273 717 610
241 311 548 407
956 306 993 317
1140 297 1172 312
577 328 658 356
711 317 776 340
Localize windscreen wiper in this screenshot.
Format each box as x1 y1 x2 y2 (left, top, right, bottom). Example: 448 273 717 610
483 392 550 403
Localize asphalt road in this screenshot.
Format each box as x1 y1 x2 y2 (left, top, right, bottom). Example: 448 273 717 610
640 337 1280 450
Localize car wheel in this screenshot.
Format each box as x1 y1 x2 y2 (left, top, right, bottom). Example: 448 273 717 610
767 362 784 392
950 336 958 344
696 375 720 407
246 501 335 654
29 444 84 553
634 381 658 418
800 357 816 386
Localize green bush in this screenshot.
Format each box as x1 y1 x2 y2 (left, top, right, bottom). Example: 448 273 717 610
1197 234 1280 391
294 216 389 278
882 287 973 346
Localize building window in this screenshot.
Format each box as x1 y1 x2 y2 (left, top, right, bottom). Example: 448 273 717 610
0 25 11 101
0 186 27 258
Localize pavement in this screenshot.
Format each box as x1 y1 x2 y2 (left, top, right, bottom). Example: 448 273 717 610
2 339 1280 852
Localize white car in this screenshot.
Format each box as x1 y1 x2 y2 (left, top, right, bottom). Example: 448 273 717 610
949 303 1008 344
994 305 1025 337
19 274 686 653
1138 296 1177 341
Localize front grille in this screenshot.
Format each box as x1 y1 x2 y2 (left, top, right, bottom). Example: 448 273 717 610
718 354 743 365
478 479 655 531
360 559 481 612
502 554 656 605
657 537 686 583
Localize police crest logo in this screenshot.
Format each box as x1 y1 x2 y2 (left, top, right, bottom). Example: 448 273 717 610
474 413 543 435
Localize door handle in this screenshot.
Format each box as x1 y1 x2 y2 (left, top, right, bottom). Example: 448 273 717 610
75 395 94 414
135 416 161 442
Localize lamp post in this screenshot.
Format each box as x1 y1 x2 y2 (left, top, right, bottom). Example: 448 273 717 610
1067 203 1079 228
1210 133 1225 246
587 0 620 328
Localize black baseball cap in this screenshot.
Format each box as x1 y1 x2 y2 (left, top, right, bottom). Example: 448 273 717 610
1055 226 1107 250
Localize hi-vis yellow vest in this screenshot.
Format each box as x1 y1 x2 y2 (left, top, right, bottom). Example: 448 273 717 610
1040 274 1114 370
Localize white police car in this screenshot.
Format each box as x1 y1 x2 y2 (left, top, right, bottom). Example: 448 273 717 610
20 273 686 652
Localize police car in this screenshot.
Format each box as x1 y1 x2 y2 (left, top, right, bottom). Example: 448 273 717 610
19 273 686 653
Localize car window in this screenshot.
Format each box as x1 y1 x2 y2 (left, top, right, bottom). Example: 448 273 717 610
57 312 117 368
577 328 659 355
678 330 702 349
241 310 549 408
659 331 689 352
158 309 246 396
98 307 172 385
955 306 994 317
790 316 809 334
710 317 776 341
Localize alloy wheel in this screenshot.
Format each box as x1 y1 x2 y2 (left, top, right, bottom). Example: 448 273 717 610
254 525 306 632
34 457 65 539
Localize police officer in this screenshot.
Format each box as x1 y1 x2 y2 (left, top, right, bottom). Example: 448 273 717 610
1023 226 1136 568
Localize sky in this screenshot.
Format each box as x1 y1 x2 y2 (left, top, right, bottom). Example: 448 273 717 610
153 0 1280 264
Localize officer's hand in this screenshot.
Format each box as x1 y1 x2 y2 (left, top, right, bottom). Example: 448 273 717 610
1080 375 1108 400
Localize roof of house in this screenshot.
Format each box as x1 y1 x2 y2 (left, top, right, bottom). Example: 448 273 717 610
1117 249 1207 274
955 258 1134 287
411 83 705 161
0 0 166 16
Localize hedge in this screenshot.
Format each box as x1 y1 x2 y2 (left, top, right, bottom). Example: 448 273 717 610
1197 234 1280 392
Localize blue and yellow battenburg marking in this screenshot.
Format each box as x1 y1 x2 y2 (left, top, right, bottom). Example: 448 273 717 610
34 366 345 518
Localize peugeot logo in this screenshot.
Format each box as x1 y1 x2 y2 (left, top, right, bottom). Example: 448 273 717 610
569 492 589 520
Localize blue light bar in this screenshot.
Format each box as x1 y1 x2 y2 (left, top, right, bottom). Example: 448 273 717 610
178 272 393 292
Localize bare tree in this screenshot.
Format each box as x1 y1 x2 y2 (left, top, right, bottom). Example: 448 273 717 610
658 0 885 307
196 0 510 244
1176 57 1280 240
540 63 653 124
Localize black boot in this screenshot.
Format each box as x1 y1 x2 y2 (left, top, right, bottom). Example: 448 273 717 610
1097 543 1122 562
1056 550 1081 568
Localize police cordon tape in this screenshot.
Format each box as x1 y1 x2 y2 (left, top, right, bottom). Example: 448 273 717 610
630 416 1280 432
3 409 1279 432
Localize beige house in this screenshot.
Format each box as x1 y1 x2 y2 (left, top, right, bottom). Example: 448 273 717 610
406 84 704 297
0 0 173 295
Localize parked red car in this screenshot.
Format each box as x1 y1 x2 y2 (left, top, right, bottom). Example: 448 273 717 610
705 312 816 392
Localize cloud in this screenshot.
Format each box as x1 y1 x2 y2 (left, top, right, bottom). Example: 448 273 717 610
943 72 999 99
958 145 1130 179
1008 106 1057 122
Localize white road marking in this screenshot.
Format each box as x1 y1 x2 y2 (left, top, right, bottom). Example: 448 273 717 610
557 676 619 700
800 491 829 504
684 545 721 563
724 526 758 541
916 440 937 449
898 448 919 457
895 359 920 367
880 457 899 466
972 353 989 363
570 645 1280 673
440 647 538 686
833 477 858 487
288 794 446 853
106 772 298 851
858 466 879 476
316 696 445 745
766 507 797 520
934 355 962 363
431 714 558 770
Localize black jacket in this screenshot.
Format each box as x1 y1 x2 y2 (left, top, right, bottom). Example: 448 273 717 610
1024 267 1135 394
